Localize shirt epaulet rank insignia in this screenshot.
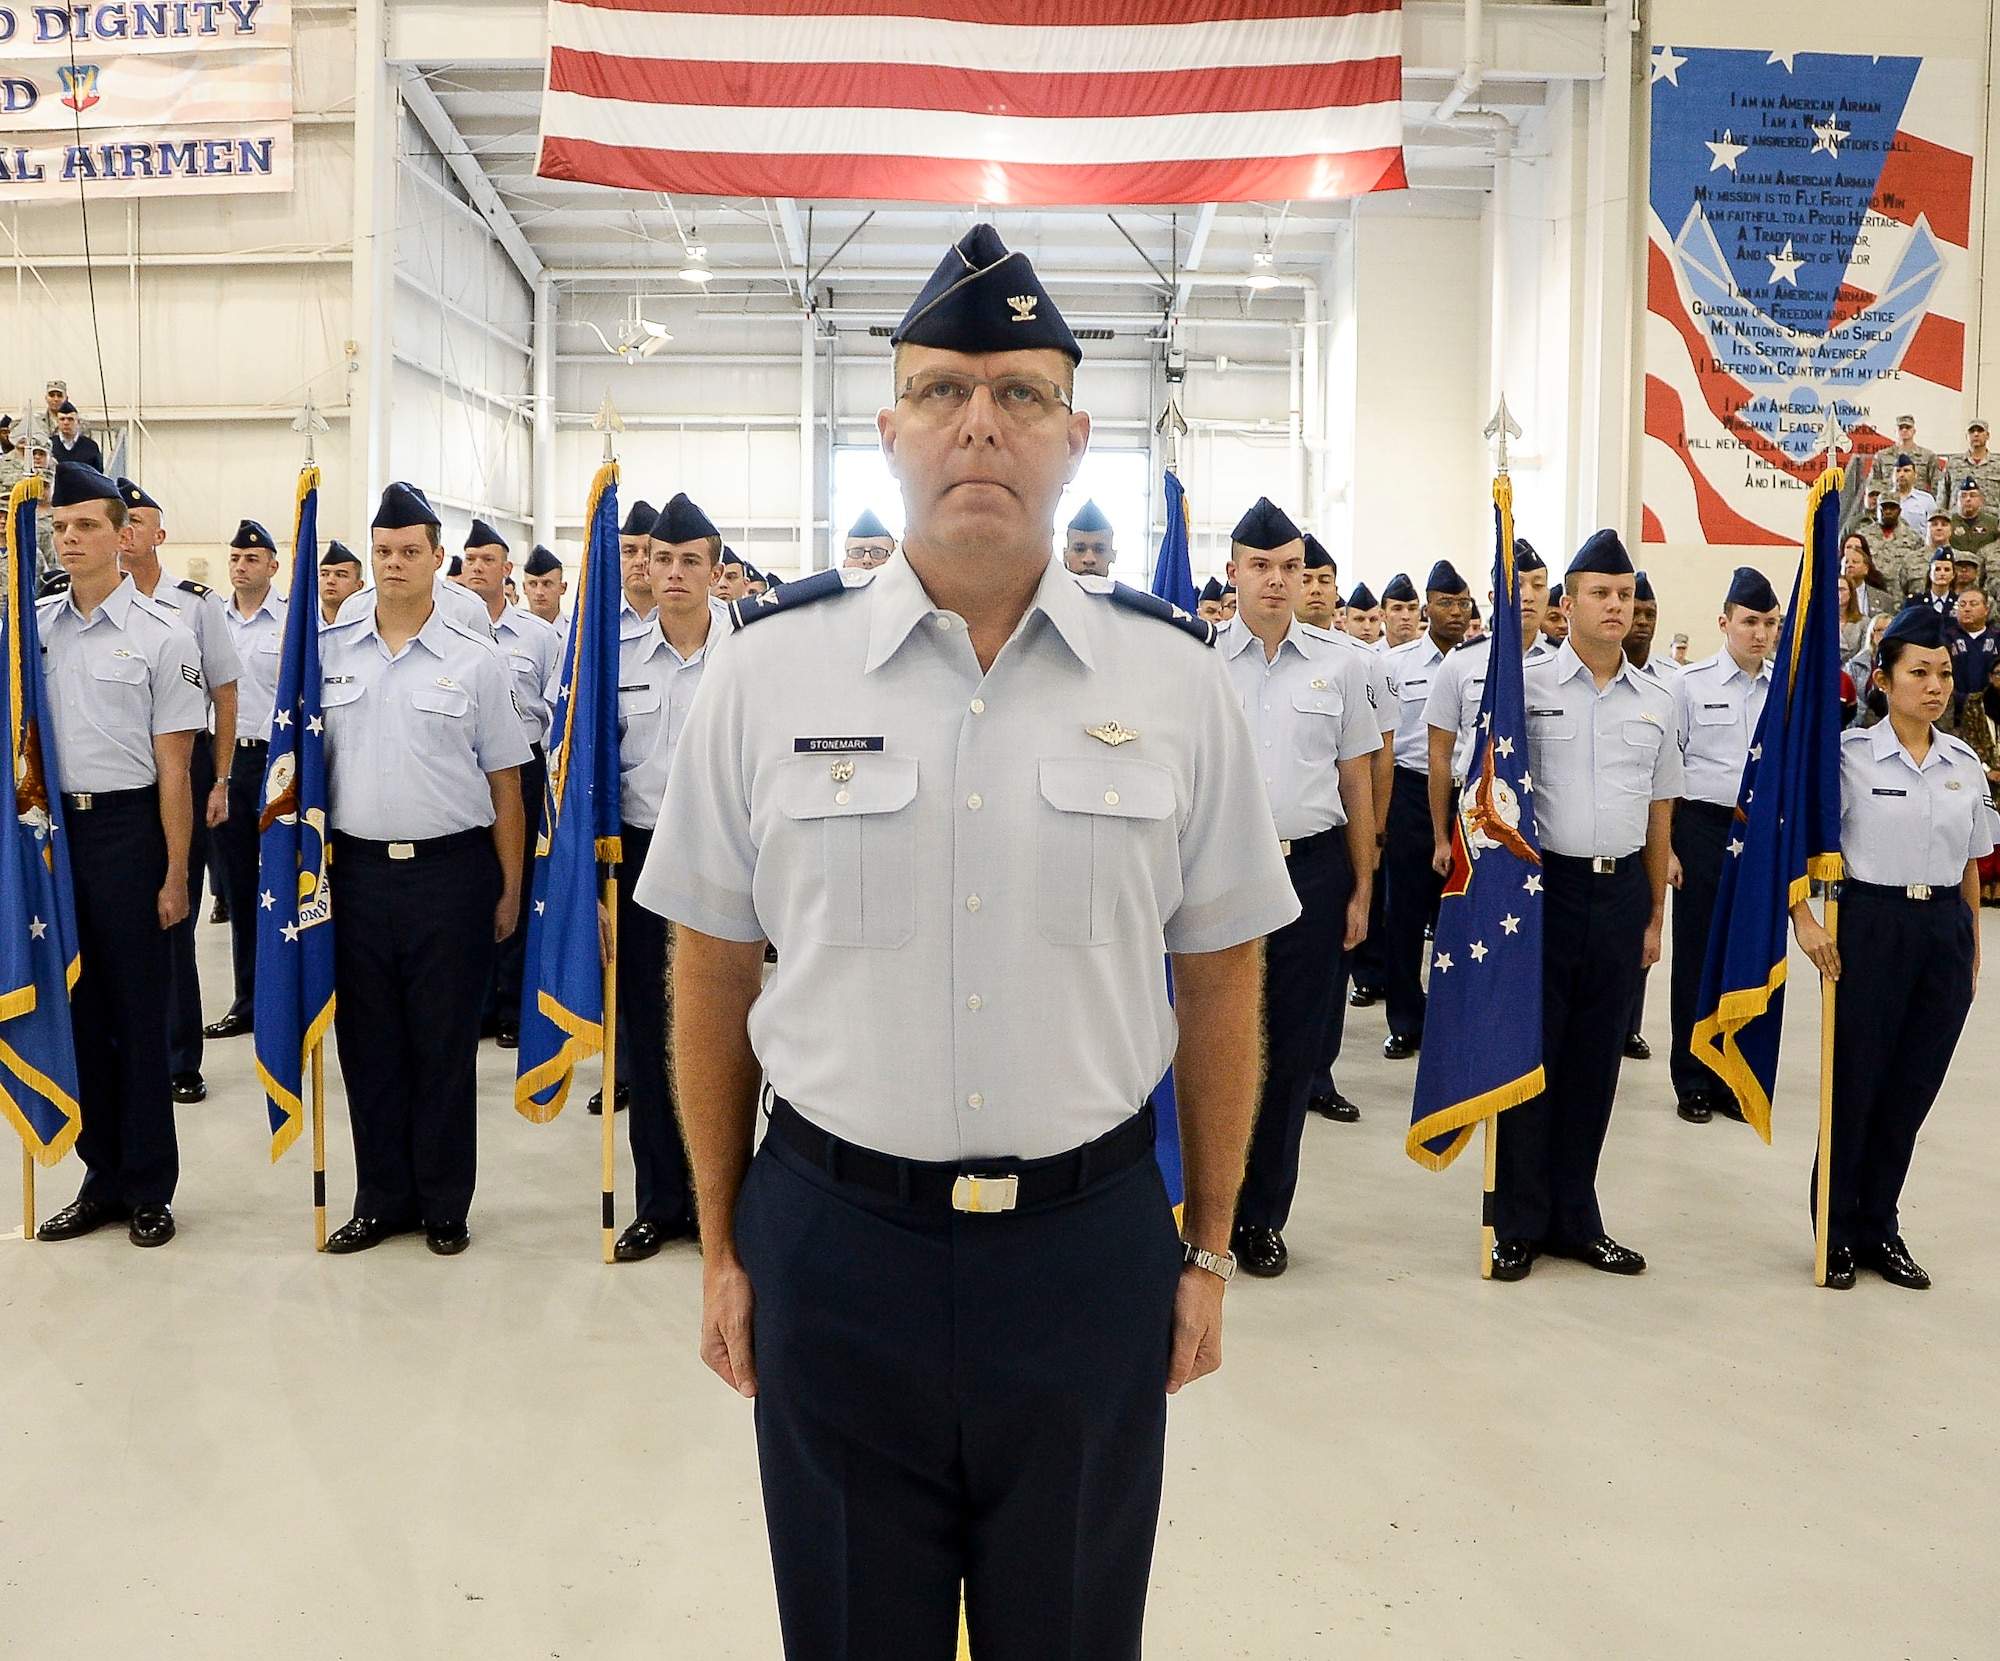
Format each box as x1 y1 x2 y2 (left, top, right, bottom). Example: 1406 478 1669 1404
1086 579 1216 647
729 567 865 631
176 578 211 599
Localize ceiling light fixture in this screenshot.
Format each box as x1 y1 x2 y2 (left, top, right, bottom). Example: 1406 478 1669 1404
1245 243 1280 292
678 243 712 285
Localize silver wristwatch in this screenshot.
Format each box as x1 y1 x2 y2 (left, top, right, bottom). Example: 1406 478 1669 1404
1182 1240 1236 1282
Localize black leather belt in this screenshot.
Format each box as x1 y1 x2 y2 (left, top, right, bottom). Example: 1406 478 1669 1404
331 827 489 863
236 736 269 750
1680 799 1736 824
767 1094 1155 1214
1279 826 1340 860
63 785 156 813
1842 878 1960 903
1543 850 1642 876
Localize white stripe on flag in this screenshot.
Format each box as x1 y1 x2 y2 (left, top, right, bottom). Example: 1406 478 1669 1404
541 92 1401 165
547 2 1400 73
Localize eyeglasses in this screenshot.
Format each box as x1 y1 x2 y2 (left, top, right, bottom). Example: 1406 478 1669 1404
896 371 1072 428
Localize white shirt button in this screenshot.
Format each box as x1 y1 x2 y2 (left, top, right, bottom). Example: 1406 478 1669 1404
965 894 981 912
1104 790 1120 805
966 994 982 1010
970 697 985 714
967 1092 984 1109
967 793 982 810
835 789 851 805
936 615 953 630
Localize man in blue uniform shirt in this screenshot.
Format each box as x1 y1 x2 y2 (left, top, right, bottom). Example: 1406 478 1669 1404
1379 558 1473 1056
1668 568 1780 1122
34 462 207 1248
1492 531 1683 1281
1062 497 1115 578
1218 499 1379 1275
319 483 531 1257
317 541 364 626
639 226 1294 1661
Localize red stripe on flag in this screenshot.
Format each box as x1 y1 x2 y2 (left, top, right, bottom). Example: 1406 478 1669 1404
1643 375 1793 548
1641 504 1666 544
536 134 1408 204
548 46 1403 118
1871 130 1973 247
564 0 1400 23
1901 312 1965 391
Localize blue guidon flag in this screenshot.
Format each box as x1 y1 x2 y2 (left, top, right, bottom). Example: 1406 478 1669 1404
1689 472 1846 1142
253 465 337 1161
515 464 624 1121
1406 477 1546 1169
0 477 82 1169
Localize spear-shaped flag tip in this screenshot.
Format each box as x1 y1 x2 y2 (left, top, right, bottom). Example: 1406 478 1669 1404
1484 396 1522 473
592 395 625 434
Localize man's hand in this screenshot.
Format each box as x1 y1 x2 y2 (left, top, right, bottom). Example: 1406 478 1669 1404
1431 839 1454 878
205 779 229 829
1343 882 1371 951
493 887 521 944
1793 907 1840 980
1667 851 1684 891
1640 916 1663 969
597 900 614 967
702 1254 758 1397
1166 1265 1225 1394
157 874 189 930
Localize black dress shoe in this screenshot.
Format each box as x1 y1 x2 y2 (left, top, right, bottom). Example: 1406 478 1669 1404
324 1216 419 1254
1490 1238 1535 1281
1547 1235 1647 1275
1310 1089 1361 1122
495 1019 520 1050
1348 984 1382 1008
426 1220 470 1256
209 897 229 924
1382 1032 1420 1060
1231 1224 1288 1278
1623 1033 1651 1060
614 1216 696 1261
202 1012 252 1040
1822 1246 1857 1289
36 1197 129 1241
129 1204 176 1247
171 1071 207 1104
1676 1094 1713 1124
587 1083 631 1116
1859 1236 1931 1290
1711 1093 1746 1122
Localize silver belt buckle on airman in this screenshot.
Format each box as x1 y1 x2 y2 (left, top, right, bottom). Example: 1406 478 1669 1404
1085 720 1138 746
389 842 416 860
952 1173 1019 1213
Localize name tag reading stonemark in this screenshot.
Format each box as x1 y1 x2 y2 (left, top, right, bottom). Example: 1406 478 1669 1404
795 737 885 754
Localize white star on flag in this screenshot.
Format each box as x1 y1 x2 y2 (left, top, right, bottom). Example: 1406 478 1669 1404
1706 129 1748 173
260 890 276 910
308 716 323 735
1811 114 1850 158
1768 240 1804 286
1766 50 1797 70
1495 737 1514 758
1520 771 1533 793
28 916 46 939
275 709 292 729
1469 941 1489 963
1433 951 1453 974
1501 913 1521 934
535 900 546 915
1729 839 1745 857
1525 875 1543 895
281 922 299 942
1651 44 1687 85
1749 743 1762 762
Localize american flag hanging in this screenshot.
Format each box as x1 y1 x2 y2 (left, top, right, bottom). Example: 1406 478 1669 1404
537 0 1407 206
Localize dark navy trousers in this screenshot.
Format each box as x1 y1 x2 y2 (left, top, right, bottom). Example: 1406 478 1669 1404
331 833 500 1224
485 747 546 1028
1348 866 1386 993
70 789 177 1209
616 824 692 1225
735 1128 1183 1661
1818 885 1975 1251
215 739 268 1022
1495 855 1651 1245
1382 767 1446 1043
165 738 215 1077
1669 800 1733 1102
1238 830 1352 1230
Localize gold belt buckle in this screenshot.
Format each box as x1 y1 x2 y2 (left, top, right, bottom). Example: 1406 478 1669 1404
388 841 417 861
1279 839 1293 857
1908 884 1932 900
952 1174 1019 1214
70 793 93 812
1592 856 1616 875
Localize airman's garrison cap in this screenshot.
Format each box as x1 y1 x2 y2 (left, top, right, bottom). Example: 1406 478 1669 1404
892 224 1081 365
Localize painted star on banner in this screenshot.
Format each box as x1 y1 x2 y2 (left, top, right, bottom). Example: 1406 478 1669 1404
535 900 546 915
281 922 299 942
308 716 323 736
1728 838 1745 857
1651 44 1687 85
1811 114 1851 158
275 709 292 729
1469 941 1489 963
28 916 46 940
1500 913 1521 935
1749 743 1762 762
1524 874 1543 895
1767 50 1798 71
1520 771 1534 793
1706 129 1748 173
1768 240 1804 286
1433 951 1454 974
1495 736 1514 758
260 890 276 910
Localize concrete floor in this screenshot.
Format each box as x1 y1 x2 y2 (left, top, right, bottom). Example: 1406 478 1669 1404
4 916 1996 1660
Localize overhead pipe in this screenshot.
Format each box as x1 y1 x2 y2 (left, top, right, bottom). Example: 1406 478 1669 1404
1434 0 1486 124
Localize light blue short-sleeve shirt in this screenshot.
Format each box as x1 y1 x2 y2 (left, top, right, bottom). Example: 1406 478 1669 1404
494 604 562 750
39 577 207 793
1838 723 1996 886
616 598 731 829
637 555 1299 1162
1424 636 1554 781
222 591 287 742
1383 635 1448 770
1523 641 1684 859
1673 651 1771 808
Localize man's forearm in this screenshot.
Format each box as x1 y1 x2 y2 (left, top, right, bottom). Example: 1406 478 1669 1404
156 733 195 871
1426 726 1456 847
1338 753 1374 886
1371 743 1393 841
210 681 238 771
671 927 769 1261
1644 800 1673 918
1167 940 1263 1256
487 768 525 890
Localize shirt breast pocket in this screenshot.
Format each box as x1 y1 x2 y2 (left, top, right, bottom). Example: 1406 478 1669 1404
89 653 150 722
1693 701 1737 728
1036 755 1177 946
776 754 919 949
410 682 472 758
1290 682 1346 765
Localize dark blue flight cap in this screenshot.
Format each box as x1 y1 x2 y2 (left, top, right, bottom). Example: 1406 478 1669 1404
719 544 743 568
892 223 1081 365
230 519 277 553
1514 537 1545 573
1882 600 1948 650
1567 529 1633 576
847 508 892 540
654 491 720 545
1230 497 1302 550
116 476 160 513
50 460 118 506
372 481 440 530
56 400 77 415
1199 576 1224 603
1424 559 1468 595
445 554 463 577
1068 498 1112 533
1724 565 1781 612
1894 452 1914 467
1302 534 1334 571
321 539 359 569
742 562 766 584
1220 582 1235 595
466 517 508 551
522 545 561 576
1381 571 1419 603
1962 476 1984 494
1632 570 1656 603
620 499 657 539
1345 581 1378 610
